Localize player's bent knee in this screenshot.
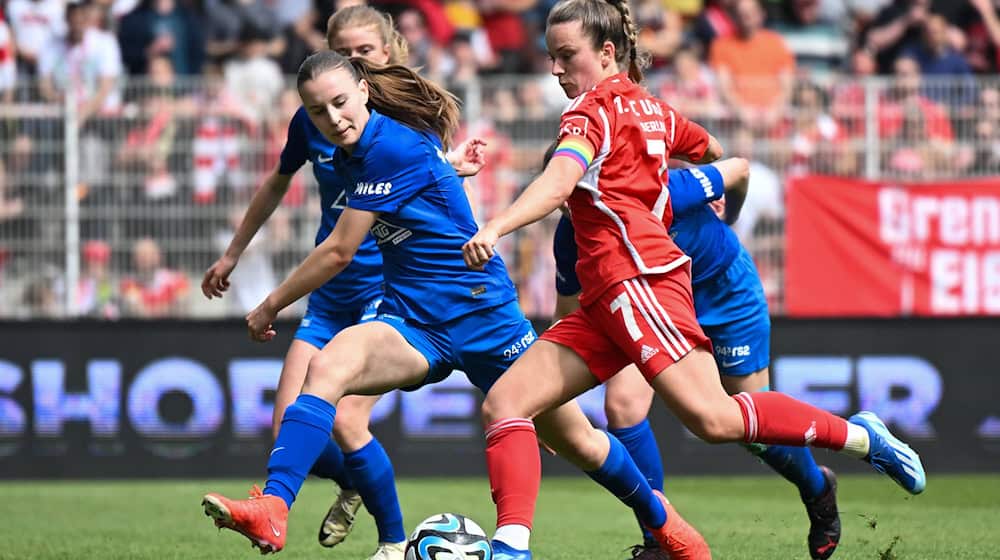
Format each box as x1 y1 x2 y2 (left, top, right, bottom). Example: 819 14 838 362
480 392 524 425
686 410 744 444
604 396 649 429
303 352 355 400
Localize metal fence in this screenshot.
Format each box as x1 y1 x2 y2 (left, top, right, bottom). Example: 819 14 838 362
2 73 999 319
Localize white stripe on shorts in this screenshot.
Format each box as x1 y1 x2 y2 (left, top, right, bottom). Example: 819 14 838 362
623 279 684 360
626 278 688 358
638 276 694 353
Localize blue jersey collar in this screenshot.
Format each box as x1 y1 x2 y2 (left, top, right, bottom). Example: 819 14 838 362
347 108 384 159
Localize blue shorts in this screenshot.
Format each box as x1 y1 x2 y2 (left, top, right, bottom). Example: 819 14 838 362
293 297 383 349
374 299 536 394
693 249 770 376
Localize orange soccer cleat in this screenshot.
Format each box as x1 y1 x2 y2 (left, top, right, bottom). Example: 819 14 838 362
202 484 289 554
646 490 712 560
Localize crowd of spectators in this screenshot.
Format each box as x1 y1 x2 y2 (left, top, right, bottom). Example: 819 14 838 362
2 0 1000 318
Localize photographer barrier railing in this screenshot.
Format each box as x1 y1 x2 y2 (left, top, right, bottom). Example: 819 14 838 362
1 74 999 319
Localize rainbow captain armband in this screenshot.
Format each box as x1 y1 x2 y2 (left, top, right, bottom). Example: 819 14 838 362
552 137 595 172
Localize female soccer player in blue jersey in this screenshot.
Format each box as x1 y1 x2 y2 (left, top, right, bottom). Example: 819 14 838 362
201 50 698 560
200 8 484 559
548 149 841 560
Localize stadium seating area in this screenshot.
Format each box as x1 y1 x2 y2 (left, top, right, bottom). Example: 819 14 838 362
2 0 999 318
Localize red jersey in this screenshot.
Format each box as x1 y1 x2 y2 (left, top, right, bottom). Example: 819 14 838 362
553 73 710 305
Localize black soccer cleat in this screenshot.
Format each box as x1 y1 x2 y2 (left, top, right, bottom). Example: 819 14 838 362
628 542 670 560
804 466 841 560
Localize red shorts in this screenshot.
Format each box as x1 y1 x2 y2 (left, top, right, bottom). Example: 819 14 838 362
541 268 710 382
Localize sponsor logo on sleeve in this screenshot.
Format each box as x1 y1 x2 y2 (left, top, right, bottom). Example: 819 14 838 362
559 115 589 138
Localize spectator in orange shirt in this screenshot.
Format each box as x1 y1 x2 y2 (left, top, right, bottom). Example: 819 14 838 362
709 0 795 131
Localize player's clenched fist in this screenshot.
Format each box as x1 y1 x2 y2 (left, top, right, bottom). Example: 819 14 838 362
246 299 278 342
462 225 499 270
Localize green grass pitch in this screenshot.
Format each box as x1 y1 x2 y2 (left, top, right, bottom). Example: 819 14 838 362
1 475 998 559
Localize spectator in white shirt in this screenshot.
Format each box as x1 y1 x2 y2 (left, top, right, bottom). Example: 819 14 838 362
7 0 66 74
223 24 283 123
0 9 16 102
38 0 123 124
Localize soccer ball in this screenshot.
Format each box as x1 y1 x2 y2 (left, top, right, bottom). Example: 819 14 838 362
404 513 493 560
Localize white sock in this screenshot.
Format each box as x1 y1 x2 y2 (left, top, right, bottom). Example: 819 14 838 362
493 524 531 550
841 423 870 459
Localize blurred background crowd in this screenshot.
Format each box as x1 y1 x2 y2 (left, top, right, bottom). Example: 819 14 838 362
1 0 999 320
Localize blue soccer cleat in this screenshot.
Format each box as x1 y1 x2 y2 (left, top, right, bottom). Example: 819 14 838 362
849 411 926 495
491 539 532 560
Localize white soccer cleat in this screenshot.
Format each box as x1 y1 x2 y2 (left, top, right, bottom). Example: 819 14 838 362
318 488 363 547
368 541 406 560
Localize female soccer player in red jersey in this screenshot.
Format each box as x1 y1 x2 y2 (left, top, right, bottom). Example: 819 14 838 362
463 0 926 557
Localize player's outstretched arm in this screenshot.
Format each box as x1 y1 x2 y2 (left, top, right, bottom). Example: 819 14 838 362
446 137 488 177
446 137 488 219
202 165 293 299
245 208 376 342
697 135 724 164
463 156 582 269
673 133 723 165
713 157 750 224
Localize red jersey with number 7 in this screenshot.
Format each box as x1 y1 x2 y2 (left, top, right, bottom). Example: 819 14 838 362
551 73 711 305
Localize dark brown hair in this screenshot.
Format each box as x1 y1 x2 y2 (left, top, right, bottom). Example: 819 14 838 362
547 0 649 83
297 50 460 148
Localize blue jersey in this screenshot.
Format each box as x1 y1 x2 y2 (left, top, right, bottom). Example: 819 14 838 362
334 110 517 325
555 165 740 293
279 107 384 312
667 165 741 286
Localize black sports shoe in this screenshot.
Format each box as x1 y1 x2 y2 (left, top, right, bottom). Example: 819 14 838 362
628 543 670 560
804 466 841 559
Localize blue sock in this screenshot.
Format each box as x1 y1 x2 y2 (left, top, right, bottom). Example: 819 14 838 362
264 394 337 508
585 432 666 530
310 438 355 491
610 420 663 544
345 437 406 544
754 444 828 500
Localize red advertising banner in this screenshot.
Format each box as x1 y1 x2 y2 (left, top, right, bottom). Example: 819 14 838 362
785 175 1000 316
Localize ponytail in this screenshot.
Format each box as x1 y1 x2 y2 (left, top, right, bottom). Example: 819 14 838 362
350 58 461 149
297 51 460 149
606 0 646 83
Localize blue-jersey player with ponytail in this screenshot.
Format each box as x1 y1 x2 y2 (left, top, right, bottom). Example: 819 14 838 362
199 8 489 559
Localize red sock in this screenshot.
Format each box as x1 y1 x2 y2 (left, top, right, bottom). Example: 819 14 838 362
733 392 848 450
485 418 540 529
